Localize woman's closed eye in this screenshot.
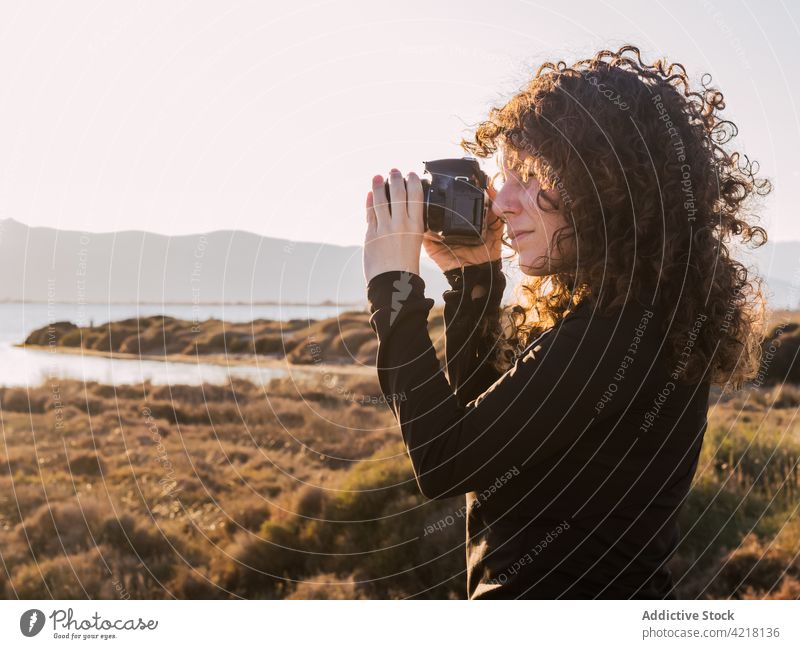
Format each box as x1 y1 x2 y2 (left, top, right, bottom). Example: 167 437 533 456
537 190 560 211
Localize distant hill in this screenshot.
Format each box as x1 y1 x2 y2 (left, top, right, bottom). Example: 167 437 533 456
744 241 800 309
0 218 455 306
0 218 795 308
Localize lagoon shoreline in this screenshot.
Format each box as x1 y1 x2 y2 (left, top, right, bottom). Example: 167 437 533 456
17 342 375 377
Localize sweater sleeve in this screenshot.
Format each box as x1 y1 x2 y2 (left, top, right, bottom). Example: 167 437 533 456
366 269 658 501
442 260 507 407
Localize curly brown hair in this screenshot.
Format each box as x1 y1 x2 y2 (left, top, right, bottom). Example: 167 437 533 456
460 44 772 390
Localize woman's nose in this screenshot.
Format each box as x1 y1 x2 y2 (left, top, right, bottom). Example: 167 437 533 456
491 186 519 219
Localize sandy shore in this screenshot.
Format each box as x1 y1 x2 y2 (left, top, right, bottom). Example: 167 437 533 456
17 343 376 377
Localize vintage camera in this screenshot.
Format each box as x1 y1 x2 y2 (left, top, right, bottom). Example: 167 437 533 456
382 157 490 246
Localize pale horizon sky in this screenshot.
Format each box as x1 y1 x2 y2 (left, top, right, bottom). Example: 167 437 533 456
1 0 798 246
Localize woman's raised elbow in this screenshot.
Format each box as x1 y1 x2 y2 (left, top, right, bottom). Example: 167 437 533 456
414 471 467 501
406 436 472 499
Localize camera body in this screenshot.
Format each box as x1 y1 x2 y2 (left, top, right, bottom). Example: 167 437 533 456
383 157 490 246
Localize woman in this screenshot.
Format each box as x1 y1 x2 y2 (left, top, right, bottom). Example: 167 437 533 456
362 45 770 599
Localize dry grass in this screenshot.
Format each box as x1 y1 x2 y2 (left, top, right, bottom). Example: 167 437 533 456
0 368 797 598
0 372 462 599
667 383 800 598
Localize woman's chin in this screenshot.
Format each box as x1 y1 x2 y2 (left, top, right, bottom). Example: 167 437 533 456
518 253 552 276
521 267 549 277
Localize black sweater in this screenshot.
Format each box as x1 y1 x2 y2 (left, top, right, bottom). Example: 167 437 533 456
366 260 711 599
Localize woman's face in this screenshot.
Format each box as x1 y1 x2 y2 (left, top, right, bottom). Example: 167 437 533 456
491 149 573 276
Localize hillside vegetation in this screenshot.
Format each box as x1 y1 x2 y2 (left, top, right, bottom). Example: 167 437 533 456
22 309 447 367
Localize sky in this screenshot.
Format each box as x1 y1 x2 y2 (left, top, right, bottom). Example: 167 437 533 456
0 0 798 246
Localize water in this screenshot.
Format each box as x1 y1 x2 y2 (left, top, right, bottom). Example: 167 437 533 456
0 302 362 387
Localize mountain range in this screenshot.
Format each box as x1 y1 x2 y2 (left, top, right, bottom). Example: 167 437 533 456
0 218 451 307
0 218 796 309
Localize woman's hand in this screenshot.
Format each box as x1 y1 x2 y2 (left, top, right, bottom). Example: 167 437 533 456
422 181 504 272
363 169 425 284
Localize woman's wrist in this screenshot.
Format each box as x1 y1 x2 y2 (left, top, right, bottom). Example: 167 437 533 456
443 259 503 291
443 260 506 327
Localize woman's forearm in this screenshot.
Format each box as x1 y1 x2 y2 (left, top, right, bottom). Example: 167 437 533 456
442 259 507 406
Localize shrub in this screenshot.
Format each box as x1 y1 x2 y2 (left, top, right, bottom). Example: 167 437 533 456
164 564 223 599
253 335 284 355
144 401 182 426
338 329 376 359
0 388 47 413
760 330 800 384
214 522 308 598
68 453 105 477
136 330 170 355
21 500 106 556
707 533 799 598
60 328 84 347
768 383 800 408
150 383 231 405
23 321 76 346
100 513 181 561
285 572 362 599
13 550 107 598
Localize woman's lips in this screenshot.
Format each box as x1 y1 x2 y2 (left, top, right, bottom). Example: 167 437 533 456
510 230 534 243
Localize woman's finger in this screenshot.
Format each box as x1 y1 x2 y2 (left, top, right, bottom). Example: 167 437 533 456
406 171 424 231
487 172 500 201
388 168 407 222
487 210 504 232
371 174 391 229
423 230 444 242
366 190 377 233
